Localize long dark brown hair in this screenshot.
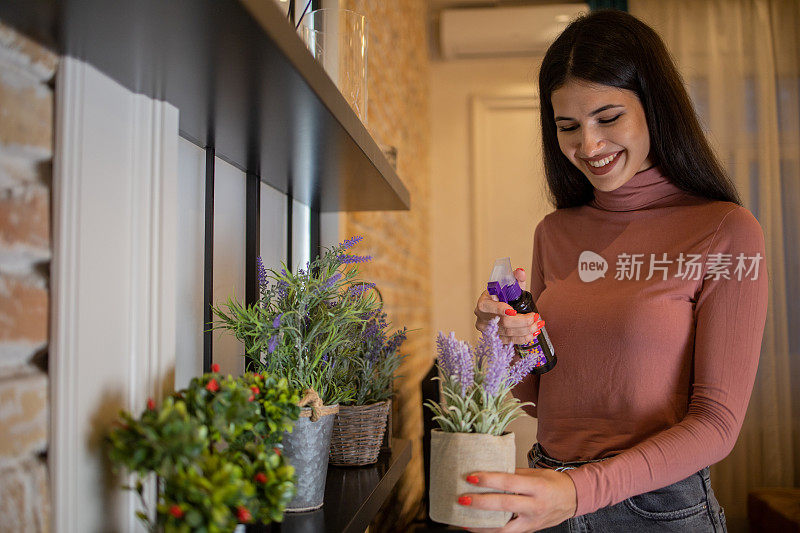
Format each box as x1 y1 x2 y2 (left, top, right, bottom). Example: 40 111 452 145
539 10 741 209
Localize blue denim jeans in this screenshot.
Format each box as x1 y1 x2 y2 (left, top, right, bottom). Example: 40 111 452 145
527 443 728 532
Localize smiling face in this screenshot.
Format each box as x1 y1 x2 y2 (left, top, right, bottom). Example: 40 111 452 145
551 78 653 191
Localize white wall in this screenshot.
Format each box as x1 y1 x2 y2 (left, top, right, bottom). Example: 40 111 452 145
291 199 311 271
260 182 288 273
211 158 247 377
174 145 306 385
175 138 206 389
430 56 550 466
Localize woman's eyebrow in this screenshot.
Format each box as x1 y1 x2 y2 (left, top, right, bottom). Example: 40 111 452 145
554 104 625 122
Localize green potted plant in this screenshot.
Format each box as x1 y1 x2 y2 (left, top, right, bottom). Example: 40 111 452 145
107 368 299 531
424 317 537 528
329 306 407 466
212 236 381 511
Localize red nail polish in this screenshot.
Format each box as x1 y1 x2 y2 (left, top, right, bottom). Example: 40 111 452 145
515 267 525 273
466 475 479 484
504 309 517 316
538 320 545 328
458 496 472 506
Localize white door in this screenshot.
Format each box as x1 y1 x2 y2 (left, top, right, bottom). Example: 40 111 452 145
470 94 551 305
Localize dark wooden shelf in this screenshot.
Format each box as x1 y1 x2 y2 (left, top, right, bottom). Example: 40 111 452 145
0 0 410 212
247 439 412 533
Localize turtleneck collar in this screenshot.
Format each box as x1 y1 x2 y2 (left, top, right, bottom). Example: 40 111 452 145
589 166 685 212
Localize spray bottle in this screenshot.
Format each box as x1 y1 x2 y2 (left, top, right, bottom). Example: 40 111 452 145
487 257 556 374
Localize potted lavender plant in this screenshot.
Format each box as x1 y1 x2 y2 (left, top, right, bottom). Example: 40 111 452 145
424 317 537 528
329 307 407 466
212 236 381 511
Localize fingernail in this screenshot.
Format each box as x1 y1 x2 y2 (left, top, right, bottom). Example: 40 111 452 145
466 475 479 484
515 267 525 273
458 496 472 506
538 320 545 328
533 313 540 321
504 309 517 316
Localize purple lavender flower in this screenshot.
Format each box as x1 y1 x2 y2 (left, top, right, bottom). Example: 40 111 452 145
435 332 455 377
275 269 290 299
272 313 283 329
479 318 515 396
453 344 475 394
321 353 329 367
338 254 372 264
506 349 540 387
385 328 407 355
268 335 279 354
340 235 364 249
359 309 379 321
320 272 342 291
436 332 474 394
363 319 380 340
256 257 268 288
366 347 380 363
348 282 376 298
276 281 289 299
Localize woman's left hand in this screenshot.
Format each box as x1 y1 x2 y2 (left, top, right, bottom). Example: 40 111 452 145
460 468 577 532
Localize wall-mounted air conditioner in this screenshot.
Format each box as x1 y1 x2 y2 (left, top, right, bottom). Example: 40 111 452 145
439 3 589 59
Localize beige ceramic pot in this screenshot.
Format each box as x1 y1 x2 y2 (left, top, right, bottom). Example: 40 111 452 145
429 429 516 528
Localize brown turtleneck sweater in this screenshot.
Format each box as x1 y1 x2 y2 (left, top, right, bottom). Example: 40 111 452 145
512 166 768 516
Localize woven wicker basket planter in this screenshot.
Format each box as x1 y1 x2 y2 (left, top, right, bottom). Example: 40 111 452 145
329 400 391 466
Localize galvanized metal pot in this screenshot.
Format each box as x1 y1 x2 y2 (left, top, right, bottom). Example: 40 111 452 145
283 405 339 512
429 429 516 528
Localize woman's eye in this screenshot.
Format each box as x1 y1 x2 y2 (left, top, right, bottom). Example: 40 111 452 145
598 114 623 124
557 113 622 132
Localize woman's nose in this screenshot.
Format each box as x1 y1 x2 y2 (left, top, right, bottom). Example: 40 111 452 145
579 127 605 156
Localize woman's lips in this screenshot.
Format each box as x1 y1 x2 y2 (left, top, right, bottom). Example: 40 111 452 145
584 150 623 176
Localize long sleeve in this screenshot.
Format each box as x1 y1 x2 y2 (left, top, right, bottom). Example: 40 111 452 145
565 206 769 516
511 221 546 417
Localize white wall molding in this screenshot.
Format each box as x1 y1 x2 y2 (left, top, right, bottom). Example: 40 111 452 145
52 56 179 532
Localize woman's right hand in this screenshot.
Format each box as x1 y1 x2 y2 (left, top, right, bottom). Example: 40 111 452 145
474 267 545 345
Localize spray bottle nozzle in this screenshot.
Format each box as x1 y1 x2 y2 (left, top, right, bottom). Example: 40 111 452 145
487 257 522 303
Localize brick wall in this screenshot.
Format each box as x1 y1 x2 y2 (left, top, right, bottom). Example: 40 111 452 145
0 21 56 532
339 1 432 529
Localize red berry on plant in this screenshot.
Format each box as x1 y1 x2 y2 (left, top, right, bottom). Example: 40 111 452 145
248 394 255 402
250 386 259 395
206 378 220 392
169 504 183 518
274 447 282 456
211 363 220 373
147 398 155 410
237 506 252 522
255 472 268 484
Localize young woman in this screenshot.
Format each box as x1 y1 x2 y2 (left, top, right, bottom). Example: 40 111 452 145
467 10 767 533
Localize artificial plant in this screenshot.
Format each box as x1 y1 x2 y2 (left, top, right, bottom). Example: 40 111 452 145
107 368 300 531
